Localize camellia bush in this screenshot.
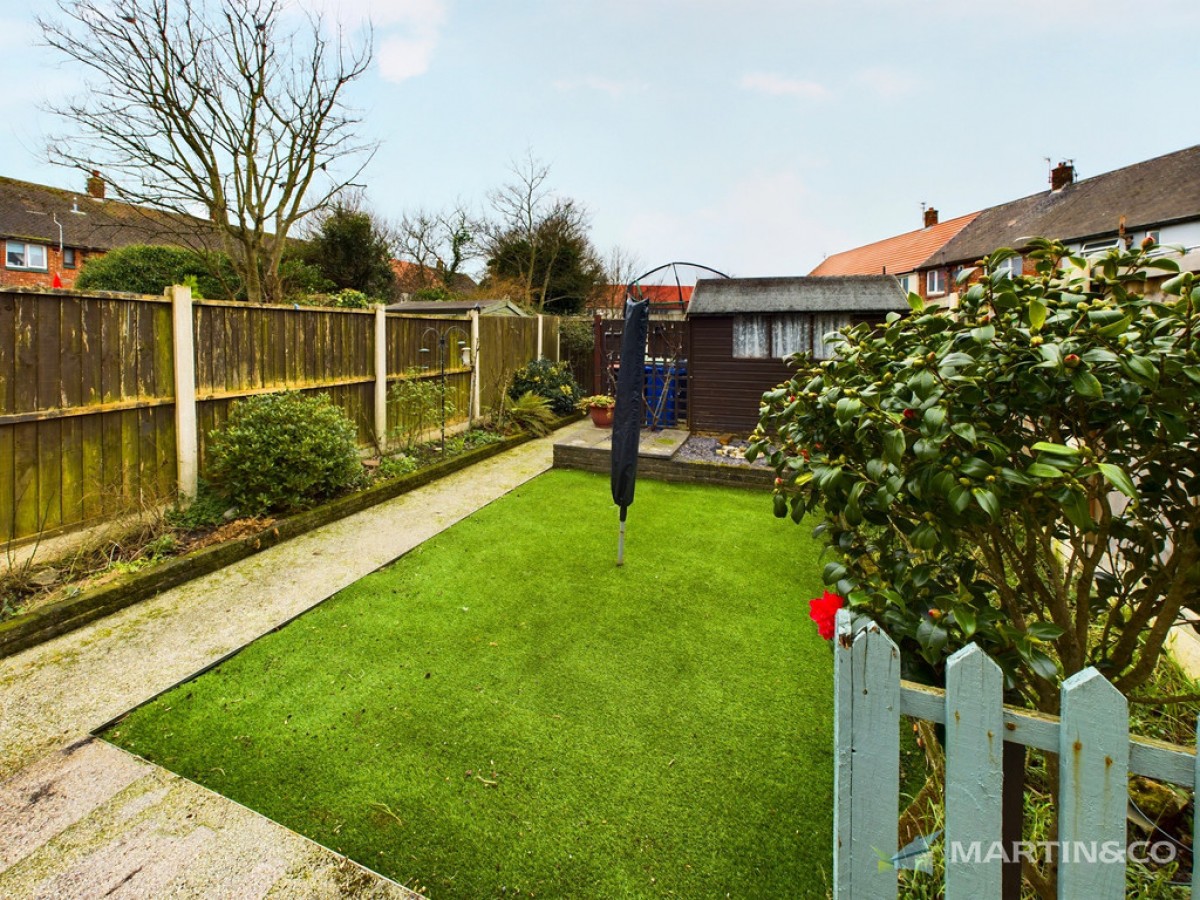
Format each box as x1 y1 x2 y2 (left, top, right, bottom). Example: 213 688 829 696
749 239 1199 714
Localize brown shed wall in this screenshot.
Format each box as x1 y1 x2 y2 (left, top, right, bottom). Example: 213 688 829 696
688 317 793 435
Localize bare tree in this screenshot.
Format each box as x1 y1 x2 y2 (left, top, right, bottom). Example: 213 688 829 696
482 153 600 313
40 0 374 304
395 204 479 292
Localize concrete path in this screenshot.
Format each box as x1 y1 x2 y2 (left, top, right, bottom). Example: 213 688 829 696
0 424 589 899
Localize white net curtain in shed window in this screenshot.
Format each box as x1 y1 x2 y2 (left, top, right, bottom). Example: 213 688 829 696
772 315 813 360
812 313 850 359
733 315 769 358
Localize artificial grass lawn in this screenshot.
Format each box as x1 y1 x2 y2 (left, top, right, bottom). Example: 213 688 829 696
106 470 834 898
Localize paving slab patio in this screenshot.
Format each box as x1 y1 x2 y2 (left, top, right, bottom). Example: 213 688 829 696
0 423 590 899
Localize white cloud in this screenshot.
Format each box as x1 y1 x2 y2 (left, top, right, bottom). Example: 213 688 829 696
552 76 648 98
300 0 446 82
855 66 919 98
738 72 828 100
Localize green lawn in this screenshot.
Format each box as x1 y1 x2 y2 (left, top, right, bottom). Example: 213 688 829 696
106 470 834 898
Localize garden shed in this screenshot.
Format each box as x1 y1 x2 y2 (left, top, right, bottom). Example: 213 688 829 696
686 275 907 433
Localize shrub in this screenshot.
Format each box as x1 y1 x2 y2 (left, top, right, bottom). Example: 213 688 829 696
559 316 594 369
165 481 228 530
507 358 580 415
376 453 418 480
75 244 240 299
750 239 1200 714
506 391 555 436
389 369 457 450
207 391 363 515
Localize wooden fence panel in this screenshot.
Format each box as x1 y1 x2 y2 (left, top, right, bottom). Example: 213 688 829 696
0 291 175 543
2 292 553 545
944 644 1003 898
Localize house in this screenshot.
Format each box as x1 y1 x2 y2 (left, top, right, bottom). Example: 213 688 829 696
920 147 1200 299
809 208 979 298
385 298 530 317
390 259 478 297
685 275 908 433
815 145 1200 305
588 283 694 318
0 171 217 290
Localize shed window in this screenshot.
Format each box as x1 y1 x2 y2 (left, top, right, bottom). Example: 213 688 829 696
772 315 812 360
733 315 769 358
812 313 850 359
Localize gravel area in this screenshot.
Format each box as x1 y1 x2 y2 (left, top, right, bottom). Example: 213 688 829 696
674 435 773 468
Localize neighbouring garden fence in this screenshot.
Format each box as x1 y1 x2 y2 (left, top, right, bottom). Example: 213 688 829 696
834 611 1200 899
0 286 560 544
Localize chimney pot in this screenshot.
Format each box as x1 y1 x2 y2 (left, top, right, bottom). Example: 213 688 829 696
86 171 105 200
923 207 939 228
1050 161 1075 191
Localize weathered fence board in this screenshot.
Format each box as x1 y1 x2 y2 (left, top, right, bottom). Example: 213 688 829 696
1057 669 1128 898
944 644 1003 898
835 612 1199 899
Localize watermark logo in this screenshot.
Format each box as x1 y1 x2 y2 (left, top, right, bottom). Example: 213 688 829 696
875 833 1177 871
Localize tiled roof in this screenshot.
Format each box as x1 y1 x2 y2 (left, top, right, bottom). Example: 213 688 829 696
390 259 478 294
591 283 694 309
926 144 1200 267
0 175 220 252
687 275 907 316
809 211 979 276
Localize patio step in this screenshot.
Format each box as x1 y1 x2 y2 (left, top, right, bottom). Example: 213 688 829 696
0 738 419 899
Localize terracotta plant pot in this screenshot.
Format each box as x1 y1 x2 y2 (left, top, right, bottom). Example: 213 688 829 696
588 405 614 428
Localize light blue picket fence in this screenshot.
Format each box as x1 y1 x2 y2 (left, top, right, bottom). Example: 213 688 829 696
834 610 1199 899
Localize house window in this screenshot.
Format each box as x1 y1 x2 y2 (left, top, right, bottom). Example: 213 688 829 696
895 274 912 294
926 269 945 296
6 241 48 271
733 315 769 358
1081 238 1119 256
63 247 77 268
996 255 1021 278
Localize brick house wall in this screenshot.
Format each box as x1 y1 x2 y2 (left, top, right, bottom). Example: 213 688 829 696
1 244 97 289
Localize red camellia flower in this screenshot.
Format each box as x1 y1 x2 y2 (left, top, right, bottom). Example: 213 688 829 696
903 408 918 420
808 590 846 640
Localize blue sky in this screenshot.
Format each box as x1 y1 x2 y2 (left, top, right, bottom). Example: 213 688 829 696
2 0 1198 281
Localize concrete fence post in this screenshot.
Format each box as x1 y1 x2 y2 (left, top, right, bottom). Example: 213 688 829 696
168 284 198 500
537 314 544 359
374 305 388 450
469 308 481 422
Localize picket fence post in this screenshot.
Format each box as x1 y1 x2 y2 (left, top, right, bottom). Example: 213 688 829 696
1057 668 1128 897
944 643 1004 897
833 611 900 899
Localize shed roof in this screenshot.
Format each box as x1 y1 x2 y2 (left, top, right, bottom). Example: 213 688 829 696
926 144 1200 267
809 211 979 276
687 275 907 316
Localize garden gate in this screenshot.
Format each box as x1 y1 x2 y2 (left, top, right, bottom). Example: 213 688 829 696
834 610 1199 898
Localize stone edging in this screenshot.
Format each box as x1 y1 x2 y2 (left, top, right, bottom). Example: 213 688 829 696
0 416 581 659
552 442 774 489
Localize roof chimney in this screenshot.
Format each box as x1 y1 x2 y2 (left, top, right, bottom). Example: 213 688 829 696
86 170 105 200
1050 160 1075 191
923 207 939 228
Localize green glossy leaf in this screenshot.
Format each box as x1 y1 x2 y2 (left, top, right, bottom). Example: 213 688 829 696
1028 299 1046 331
1097 314 1132 338
1026 622 1064 641
950 422 977 445
907 291 925 312
972 487 999 520
971 324 996 343
1123 355 1158 385
772 492 787 518
1026 462 1064 479
884 428 906 465
1162 273 1188 296
916 618 949 656
1032 442 1081 456
1097 462 1137 499
954 606 976 638
949 484 971 514
1070 370 1103 399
